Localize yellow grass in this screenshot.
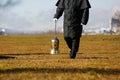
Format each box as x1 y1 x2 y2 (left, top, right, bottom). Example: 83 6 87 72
0 34 120 80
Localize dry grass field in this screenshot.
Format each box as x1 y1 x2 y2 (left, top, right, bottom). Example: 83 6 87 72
0 34 120 80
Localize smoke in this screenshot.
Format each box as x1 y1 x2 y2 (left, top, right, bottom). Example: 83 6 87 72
0 0 21 9
112 6 120 20
112 6 120 27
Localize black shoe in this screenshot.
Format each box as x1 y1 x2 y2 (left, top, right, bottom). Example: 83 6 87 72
70 51 76 59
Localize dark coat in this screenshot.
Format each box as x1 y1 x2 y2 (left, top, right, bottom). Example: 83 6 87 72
54 0 91 38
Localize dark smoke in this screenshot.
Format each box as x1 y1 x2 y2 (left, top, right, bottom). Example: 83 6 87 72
0 0 21 9
112 7 120 27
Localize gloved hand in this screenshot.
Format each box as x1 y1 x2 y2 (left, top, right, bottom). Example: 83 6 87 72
81 23 85 26
53 18 58 22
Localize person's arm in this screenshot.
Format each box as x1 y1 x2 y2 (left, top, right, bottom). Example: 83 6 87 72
54 7 64 19
81 8 89 25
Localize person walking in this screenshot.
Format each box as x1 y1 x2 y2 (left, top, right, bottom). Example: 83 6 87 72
54 0 91 59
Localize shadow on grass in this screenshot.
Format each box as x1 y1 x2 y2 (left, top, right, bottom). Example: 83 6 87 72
78 56 109 59
0 55 15 60
0 67 120 75
1 53 51 56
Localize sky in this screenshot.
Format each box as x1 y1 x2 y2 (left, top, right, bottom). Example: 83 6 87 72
0 0 120 33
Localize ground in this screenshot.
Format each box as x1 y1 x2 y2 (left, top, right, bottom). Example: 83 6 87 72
0 34 120 80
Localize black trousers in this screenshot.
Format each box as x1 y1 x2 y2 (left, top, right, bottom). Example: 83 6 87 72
64 36 80 58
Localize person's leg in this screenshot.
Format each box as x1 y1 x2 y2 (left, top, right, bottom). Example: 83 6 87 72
70 37 80 59
64 37 72 50
64 36 81 59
